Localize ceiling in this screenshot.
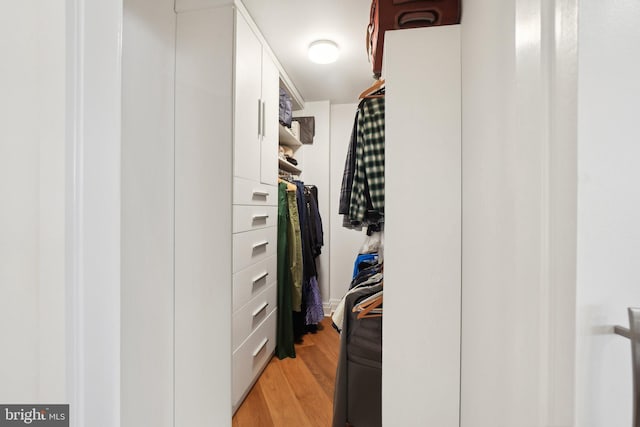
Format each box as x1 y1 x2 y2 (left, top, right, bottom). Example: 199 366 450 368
242 0 376 106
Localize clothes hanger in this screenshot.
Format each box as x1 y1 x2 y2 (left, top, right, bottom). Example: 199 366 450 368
278 177 296 192
359 78 385 99
353 290 382 309
353 288 383 319
356 294 382 319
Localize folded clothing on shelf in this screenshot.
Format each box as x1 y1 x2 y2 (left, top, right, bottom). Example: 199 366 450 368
285 156 298 166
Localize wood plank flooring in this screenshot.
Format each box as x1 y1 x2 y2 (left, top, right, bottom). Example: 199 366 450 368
233 317 339 427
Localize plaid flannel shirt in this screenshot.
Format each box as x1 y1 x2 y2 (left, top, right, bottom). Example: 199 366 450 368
349 96 385 224
338 111 359 216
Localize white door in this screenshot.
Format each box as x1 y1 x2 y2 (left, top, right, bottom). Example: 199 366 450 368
575 1 640 425
234 12 262 182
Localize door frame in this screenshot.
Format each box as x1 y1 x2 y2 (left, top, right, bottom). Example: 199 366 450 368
65 1 123 426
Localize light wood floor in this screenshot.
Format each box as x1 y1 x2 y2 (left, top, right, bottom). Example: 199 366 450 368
232 316 340 427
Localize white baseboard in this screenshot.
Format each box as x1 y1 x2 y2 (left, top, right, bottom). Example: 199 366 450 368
324 299 342 317
323 302 332 317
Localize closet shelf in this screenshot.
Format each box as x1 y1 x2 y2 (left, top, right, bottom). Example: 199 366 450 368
278 158 302 175
278 124 303 149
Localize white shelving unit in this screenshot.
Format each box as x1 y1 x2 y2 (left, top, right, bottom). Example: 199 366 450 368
278 124 302 149
278 157 301 175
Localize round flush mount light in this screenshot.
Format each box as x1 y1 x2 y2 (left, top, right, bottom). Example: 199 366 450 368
308 40 340 64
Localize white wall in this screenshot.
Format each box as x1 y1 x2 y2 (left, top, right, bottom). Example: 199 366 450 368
121 1 176 426
294 102 332 312
575 1 640 425
328 103 364 311
175 8 234 425
0 0 66 403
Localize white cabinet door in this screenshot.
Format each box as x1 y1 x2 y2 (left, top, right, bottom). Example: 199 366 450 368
260 53 279 185
234 12 262 182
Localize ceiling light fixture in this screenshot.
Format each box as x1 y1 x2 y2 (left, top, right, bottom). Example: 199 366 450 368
308 40 339 64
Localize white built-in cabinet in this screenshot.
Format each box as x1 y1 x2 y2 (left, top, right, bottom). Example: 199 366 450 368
231 12 279 412
175 2 282 423
234 12 279 184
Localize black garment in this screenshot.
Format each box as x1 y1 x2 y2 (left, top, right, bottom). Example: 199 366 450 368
350 263 383 290
311 190 324 252
304 185 324 257
300 185 325 326
332 284 383 427
292 310 306 343
293 180 324 338
294 181 317 280
285 155 297 165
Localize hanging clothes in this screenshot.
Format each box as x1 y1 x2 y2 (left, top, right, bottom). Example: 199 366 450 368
276 182 295 359
331 270 383 333
286 189 303 312
272 179 326 343
340 92 385 228
293 180 325 328
353 253 379 278
303 187 324 326
294 181 317 280
304 276 324 325
305 185 324 256
339 114 359 221
332 283 383 427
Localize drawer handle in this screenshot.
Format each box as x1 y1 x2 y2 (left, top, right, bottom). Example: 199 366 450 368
252 271 269 284
252 240 269 250
252 190 269 197
252 338 269 357
252 302 269 317
252 214 269 221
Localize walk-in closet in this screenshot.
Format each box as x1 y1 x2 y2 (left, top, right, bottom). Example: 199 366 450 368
11 0 640 426
169 1 462 426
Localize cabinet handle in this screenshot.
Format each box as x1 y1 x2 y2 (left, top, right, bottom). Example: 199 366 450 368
252 271 269 284
614 307 640 426
257 98 262 137
252 302 269 317
252 214 269 221
252 190 269 198
252 338 269 357
261 101 266 137
252 240 269 250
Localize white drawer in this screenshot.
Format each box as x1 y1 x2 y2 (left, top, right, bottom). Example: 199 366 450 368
233 255 276 312
233 205 277 233
232 309 277 408
233 227 277 273
233 176 278 206
232 282 277 351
